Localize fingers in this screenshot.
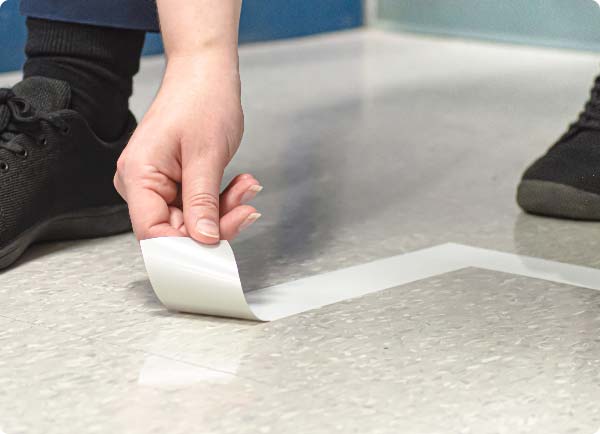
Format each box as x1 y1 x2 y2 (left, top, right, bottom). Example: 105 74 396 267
114 165 185 240
182 152 224 244
220 205 262 240
171 171 263 240
116 162 263 241
126 187 185 239
220 174 262 215
218 174 263 240
222 173 254 192
168 206 189 236
165 173 256 211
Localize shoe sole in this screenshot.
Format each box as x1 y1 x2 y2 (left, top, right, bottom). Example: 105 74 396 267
517 179 600 220
0 204 131 270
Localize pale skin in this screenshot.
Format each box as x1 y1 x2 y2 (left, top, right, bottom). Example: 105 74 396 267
113 0 260 244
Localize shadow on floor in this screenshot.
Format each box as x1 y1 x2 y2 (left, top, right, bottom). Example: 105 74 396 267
3 240 79 272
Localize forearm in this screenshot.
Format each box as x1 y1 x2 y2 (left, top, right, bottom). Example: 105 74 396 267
156 0 242 62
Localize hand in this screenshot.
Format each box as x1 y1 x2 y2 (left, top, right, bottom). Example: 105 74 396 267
114 56 261 243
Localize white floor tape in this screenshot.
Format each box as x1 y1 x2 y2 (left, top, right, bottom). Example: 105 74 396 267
141 238 600 321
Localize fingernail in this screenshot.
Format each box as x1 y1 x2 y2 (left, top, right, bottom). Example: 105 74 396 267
241 185 263 204
239 213 261 232
196 218 220 238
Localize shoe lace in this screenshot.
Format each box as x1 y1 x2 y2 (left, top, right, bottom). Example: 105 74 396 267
565 75 600 138
0 88 69 156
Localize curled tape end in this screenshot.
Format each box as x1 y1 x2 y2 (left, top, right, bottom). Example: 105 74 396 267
140 237 262 321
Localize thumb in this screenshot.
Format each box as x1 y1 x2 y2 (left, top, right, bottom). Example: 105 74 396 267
182 152 224 244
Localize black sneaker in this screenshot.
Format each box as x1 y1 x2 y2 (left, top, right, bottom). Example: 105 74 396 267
517 75 600 220
0 77 134 269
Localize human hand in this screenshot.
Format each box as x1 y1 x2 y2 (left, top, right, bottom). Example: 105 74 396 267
114 55 261 243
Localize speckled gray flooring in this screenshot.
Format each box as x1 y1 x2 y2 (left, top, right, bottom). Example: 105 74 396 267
1 30 600 434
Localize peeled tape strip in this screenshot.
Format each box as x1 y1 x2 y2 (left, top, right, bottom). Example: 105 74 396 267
142 238 600 322
140 236 461 322
140 237 465 322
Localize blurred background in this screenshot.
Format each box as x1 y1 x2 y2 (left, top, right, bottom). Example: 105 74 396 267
376 0 600 50
0 0 363 72
3 0 600 73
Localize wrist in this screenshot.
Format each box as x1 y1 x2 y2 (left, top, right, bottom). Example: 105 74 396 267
157 0 242 66
164 52 240 85
165 32 239 62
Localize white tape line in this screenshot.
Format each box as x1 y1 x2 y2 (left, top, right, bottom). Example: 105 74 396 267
141 238 600 321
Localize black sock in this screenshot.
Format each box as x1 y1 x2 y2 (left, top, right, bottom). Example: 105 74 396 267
23 18 146 141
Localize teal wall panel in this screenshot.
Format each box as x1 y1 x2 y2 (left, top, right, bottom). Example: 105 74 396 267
377 0 600 51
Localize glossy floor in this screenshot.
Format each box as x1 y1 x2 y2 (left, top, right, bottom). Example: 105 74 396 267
1 30 600 433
